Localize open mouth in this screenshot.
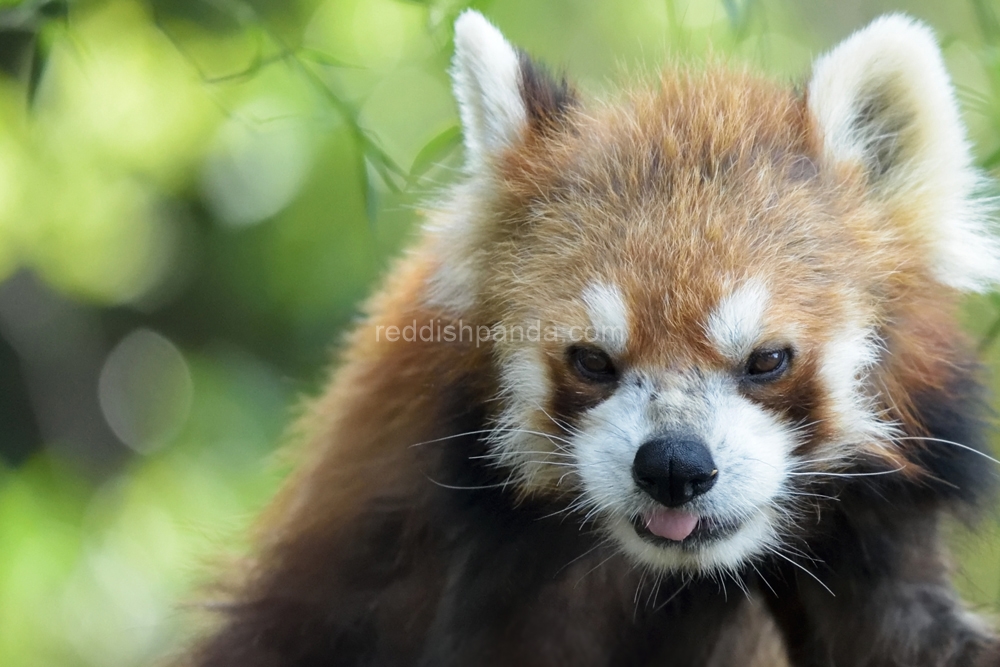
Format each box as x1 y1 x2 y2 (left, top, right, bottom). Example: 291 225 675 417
631 508 743 548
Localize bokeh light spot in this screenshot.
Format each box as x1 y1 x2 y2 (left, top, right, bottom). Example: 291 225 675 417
98 329 193 454
201 98 312 228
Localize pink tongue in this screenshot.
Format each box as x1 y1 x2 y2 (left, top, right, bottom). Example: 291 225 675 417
644 509 699 541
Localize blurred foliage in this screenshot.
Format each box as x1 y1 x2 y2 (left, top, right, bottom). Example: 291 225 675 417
4 0 1000 665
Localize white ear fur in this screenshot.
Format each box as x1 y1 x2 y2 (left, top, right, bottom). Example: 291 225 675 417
451 11 527 170
809 14 1000 292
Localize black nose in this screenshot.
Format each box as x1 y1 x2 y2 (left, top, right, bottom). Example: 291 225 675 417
632 437 718 507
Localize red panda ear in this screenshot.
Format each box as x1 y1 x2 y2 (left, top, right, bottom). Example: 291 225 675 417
452 11 524 170
808 14 1000 292
451 11 576 172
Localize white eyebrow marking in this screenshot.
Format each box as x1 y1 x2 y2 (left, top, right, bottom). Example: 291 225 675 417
582 282 629 355
706 279 770 360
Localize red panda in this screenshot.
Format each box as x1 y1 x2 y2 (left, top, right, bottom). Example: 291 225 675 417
185 11 1000 667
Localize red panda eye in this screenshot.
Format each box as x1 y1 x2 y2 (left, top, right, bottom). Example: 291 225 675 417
745 348 790 378
569 346 617 382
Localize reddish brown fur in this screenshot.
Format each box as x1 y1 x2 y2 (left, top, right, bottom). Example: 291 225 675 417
476 66 952 472
182 51 1000 667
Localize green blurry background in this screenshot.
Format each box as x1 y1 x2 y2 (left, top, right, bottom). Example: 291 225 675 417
4 0 1000 664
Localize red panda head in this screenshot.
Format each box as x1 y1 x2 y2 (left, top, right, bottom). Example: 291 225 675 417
423 12 1000 573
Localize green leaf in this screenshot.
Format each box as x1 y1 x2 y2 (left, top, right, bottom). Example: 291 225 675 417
297 47 359 69
409 124 462 182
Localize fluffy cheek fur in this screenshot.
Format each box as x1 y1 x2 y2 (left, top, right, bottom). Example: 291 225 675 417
815 322 898 453
487 345 557 488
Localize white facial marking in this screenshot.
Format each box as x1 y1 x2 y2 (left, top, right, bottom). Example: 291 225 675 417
581 282 629 355
706 280 770 361
819 324 896 449
489 345 552 483
572 370 794 574
572 382 648 516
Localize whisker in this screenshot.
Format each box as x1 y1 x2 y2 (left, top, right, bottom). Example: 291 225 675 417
574 551 620 588
892 436 1000 466
407 429 496 448
423 476 511 491
633 568 649 609
782 491 840 502
749 561 778 598
537 495 592 521
468 450 574 460
727 569 751 600
769 549 835 597
488 428 575 447
409 426 576 451
647 572 664 610
557 469 579 486
520 460 578 467
786 418 825 434
538 405 585 437
791 456 856 466
786 467 904 479
654 578 689 612
556 542 605 575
